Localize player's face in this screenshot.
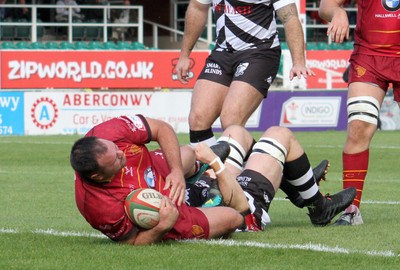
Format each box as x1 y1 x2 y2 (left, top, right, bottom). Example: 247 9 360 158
96 139 126 182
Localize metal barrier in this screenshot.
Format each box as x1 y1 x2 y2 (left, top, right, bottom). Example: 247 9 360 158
0 4 143 43
0 4 357 48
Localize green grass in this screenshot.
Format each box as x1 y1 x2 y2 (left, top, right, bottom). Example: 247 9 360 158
1 131 399 269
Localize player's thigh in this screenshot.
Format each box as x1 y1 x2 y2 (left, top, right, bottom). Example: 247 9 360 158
198 207 242 237
348 82 386 104
189 79 229 127
245 154 283 191
180 145 196 176
220 81 263 127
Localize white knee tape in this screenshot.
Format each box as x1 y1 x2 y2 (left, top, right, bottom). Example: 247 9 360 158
218 136 246 170
250 137 287 169
347 96 380 125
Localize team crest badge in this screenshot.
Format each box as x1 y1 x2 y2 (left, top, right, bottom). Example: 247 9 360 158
235 62 249 77
355 65 366 78
382 0 400 11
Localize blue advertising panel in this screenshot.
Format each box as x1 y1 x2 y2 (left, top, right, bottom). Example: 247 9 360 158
0 92 24 135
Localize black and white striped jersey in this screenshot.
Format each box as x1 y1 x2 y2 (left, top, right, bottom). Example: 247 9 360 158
199 0 295 51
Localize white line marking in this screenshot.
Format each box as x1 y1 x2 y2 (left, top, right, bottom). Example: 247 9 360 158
1 228 398 257
34 228 107 238
183 239 399 258
274 197 400 205
0 228 18 233
304 144 400 150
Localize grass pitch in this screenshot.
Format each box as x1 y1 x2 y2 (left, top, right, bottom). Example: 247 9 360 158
1 130 399 269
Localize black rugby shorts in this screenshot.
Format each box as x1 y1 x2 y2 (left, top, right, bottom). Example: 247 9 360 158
198 46 281 97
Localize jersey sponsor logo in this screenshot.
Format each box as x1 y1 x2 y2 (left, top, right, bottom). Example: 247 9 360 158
236 175 251 187
381 0 400 11
144 167 156 188
214 3 253 15
204 62 222 75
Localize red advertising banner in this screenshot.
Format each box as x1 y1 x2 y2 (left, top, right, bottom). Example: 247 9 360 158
306 50 352 89
0 50 209 89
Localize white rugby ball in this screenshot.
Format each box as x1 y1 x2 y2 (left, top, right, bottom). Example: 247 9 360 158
124 188 163 229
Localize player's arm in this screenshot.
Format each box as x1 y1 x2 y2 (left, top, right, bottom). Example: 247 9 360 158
146 117 186 206
175 0 210 84
319 0 349 43
276 3 315 80
122 197 179 245
195 143 249 214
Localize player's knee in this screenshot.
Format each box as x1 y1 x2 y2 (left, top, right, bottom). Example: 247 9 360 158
250 136 288 169
218 133 247 170
347 121 376 144
222 125 242 135
231 210 245 229
220 112 246 130
189 110 215 129
222 125 253 146
263 126 291 137
347 96 380 126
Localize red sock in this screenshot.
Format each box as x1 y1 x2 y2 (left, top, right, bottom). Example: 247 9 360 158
342 150 369 208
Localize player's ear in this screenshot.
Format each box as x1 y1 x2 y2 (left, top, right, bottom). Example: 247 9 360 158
90 172 105 182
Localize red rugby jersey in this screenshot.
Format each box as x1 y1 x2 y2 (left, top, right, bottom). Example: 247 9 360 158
74 115 209 242
74 115 163 240
354 0 400 56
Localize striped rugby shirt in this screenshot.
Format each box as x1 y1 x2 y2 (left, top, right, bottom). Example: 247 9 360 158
198 0 295 51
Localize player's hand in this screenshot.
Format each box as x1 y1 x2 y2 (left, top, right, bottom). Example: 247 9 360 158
175 56 191 84
289 64 315 80
163 169 186 206
327 8 349 43
194 143 216 164
156 197 178 232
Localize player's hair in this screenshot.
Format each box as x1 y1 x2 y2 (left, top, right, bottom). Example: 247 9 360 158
70 136 108 183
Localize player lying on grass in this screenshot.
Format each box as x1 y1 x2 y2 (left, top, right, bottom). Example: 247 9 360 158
70 115 355 245
190 125 356 231
70 115 248 245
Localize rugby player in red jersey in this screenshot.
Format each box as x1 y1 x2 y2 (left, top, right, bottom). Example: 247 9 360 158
70 115 247 245
319 0 400 225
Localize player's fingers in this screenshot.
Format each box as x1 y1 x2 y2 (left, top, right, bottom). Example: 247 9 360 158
177 73 186 84
161 197 168 208
326 24 334 37
289 71 294 81
169 185 177 203
177 185 185 205
176 188 185 206
307 68 316 76
328 25 340 42
164 196 172 207
163 178 171 190
335 31 345 43
175 66 187 84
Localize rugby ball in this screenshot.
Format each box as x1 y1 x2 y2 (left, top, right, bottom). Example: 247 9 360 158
124 188 163 229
